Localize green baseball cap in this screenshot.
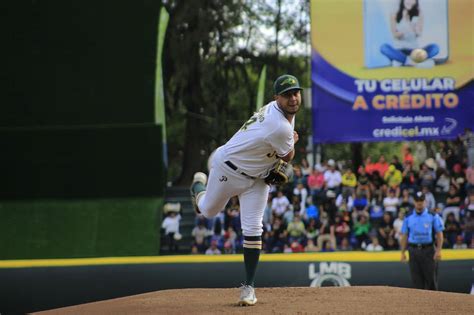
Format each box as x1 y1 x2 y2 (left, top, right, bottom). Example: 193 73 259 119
273 74 303 95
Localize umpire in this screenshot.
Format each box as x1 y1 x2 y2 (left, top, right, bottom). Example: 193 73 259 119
400 190 444 290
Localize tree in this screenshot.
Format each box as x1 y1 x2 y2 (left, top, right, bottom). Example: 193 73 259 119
162 0 310 184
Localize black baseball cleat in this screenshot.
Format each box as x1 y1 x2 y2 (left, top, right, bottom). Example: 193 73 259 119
190 172 207 215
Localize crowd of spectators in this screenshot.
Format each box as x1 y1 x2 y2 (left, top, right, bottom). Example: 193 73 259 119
188 135 474 255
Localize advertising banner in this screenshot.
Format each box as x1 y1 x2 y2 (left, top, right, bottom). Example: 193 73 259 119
311 0 474 143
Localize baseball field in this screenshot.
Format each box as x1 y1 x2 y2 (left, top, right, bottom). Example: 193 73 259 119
36 286 473 314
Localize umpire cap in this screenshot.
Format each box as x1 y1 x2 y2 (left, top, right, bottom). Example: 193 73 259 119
273 74 303 95
414 191 425 201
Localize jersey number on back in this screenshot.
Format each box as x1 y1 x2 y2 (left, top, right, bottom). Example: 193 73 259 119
239 116 257 131
239 107 266 131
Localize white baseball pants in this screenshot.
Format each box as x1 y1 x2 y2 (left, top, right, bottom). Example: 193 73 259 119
197 147 269 237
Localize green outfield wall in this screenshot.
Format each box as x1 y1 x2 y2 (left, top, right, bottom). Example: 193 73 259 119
0 198 163 260
0 125 166 259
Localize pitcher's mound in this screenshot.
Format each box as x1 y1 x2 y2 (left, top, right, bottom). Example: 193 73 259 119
38 286 473 314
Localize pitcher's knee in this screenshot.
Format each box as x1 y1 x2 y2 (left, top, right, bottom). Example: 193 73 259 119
200 203 223 219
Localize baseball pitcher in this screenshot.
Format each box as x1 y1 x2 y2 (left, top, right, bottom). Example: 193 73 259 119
190 74 302 306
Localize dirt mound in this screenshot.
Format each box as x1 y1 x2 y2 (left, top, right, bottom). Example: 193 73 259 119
37 286 473 314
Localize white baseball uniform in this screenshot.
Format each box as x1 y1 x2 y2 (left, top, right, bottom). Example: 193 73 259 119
197 101 294 236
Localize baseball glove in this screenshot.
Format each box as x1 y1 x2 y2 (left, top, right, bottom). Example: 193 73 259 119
264 159 293 186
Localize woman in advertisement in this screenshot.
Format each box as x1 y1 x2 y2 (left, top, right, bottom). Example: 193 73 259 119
380 0 439 68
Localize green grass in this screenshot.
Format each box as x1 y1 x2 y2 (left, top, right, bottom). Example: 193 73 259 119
0 198 163 259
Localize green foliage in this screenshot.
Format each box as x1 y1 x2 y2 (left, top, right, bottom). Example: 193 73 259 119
363 142 404 161
161 0 311 183
0 198 162 259
322 142 405 164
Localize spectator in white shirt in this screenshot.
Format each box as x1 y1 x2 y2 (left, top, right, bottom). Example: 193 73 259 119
324 159 342 193
365 236 384 251
393 210 405 242
271 190 290 217
192 219 210 253
383 188 399 215
293 182 308 215
205 240 222 255
336 191 354 212
422 185 436 211
161 210 182 253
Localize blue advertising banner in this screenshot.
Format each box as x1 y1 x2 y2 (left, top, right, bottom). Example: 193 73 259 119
311 0 474 143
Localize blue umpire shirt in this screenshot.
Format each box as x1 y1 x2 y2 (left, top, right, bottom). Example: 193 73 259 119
401 208 444 244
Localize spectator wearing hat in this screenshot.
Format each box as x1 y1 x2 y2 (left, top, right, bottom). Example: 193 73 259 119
324 159 342 195
400 191 444 290
323 190 338 224
161 203 182 253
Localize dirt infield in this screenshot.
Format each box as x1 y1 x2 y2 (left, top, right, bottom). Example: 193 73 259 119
37 286 473 314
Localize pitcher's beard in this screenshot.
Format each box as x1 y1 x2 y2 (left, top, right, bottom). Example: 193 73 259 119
282 106 299 116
